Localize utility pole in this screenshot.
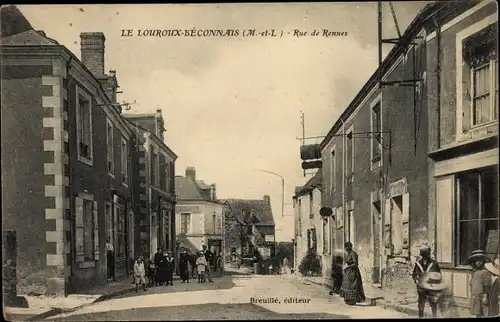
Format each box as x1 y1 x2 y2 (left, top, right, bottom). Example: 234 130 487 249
300 111 306 177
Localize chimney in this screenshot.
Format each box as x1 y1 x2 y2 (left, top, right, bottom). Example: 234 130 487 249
211 184 217 201
185 167 196 182
80 32 105 77
263 195 271 204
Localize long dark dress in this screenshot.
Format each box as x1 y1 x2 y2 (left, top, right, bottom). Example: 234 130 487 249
179 252 190 281
154 252 166 284
165 256 175 285
340 250 366 305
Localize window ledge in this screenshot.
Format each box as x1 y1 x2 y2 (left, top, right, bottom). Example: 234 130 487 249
78 156 93 167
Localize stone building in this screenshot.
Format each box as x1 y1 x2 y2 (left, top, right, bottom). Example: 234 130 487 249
426 0 498 307
222 196 275 265
175 167 225 265
125 111 177 260
1 16 135 294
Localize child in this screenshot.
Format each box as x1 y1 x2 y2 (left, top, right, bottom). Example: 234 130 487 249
329 255 343 295
419 271 458 318
145 258 156 287
485 257 500 317
469 249 492 317
196 251 207 283
412 245 441 318
133 255 147 292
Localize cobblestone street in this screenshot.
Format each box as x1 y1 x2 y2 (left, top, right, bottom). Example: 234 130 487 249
49 274 413 320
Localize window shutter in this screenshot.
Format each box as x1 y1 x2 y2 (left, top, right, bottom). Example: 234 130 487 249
93 201 99 260
436 176 454 264
401 193 410 257
75 197 85 262
384 198 393 256
337 206 344 228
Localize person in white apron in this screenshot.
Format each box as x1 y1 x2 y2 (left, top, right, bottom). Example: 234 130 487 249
411 245 441 318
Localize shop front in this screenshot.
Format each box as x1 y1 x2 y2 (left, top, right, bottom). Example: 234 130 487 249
433 148 499 307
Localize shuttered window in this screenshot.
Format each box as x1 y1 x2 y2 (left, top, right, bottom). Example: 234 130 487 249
75 196 99 262
384 193 410 257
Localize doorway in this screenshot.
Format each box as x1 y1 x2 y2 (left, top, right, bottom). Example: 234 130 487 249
372 201 382 284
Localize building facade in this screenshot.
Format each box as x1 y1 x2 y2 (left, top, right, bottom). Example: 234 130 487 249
1 23 135 294
426 0 498 307
223 196 275 265
175 167 225 264
292 171 334 277
125 112 177 260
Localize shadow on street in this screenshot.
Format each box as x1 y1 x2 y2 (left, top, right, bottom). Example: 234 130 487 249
52 303 348 320
111 275 236 300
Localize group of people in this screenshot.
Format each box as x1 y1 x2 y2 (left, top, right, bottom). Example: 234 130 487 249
131 244 218 292
329 242 500 318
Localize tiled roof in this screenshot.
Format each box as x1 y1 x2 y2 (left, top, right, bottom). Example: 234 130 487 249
196 180 211 190
1 5 33 38
1 29 58 46
175 176 204 200
220 199 275 226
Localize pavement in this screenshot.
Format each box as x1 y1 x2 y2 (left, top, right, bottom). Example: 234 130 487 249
290 274 473 318
43 273 412 320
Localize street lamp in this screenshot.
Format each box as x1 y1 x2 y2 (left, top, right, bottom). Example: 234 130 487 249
253 169 285 218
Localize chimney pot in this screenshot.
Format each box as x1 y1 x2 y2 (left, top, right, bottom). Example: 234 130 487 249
80 32 106 77
185 167 196 182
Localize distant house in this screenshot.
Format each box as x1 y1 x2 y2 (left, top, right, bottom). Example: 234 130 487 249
175 167 226 267
222 196 276 265
293 171 333 276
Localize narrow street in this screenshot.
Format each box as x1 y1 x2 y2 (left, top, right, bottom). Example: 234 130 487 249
49 274 413 320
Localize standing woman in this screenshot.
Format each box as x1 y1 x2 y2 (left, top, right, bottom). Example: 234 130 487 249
154 247 165 286
339 242 366 305
179 248 190 283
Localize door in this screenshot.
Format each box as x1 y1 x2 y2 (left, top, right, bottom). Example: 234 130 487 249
372 202 382 284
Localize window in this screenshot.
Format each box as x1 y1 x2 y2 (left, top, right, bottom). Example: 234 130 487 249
371 101 382 166
105 202 112 241
322 218 329 254
213 213 217 234
75 195 98 262
150 147 157 186
346 210 354 243
76 88 93 163
165 160 170 192
307 228 317 251
298 199 302 236
346 126 354 181
459 22 498 133
181 213 190 234
457 167 499 265
116 206 126 260
121 138 128 184
309 192 313 218
330 147 336 192
391 196 403 255
106 119 114 175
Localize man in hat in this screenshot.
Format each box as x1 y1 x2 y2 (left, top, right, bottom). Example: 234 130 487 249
412 245 441 318
469 249 492 317
485 258 500 317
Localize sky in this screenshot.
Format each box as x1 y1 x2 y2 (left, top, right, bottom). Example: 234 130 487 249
19 2 429 241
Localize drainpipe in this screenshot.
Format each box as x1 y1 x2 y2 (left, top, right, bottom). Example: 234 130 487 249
433 17 442 258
